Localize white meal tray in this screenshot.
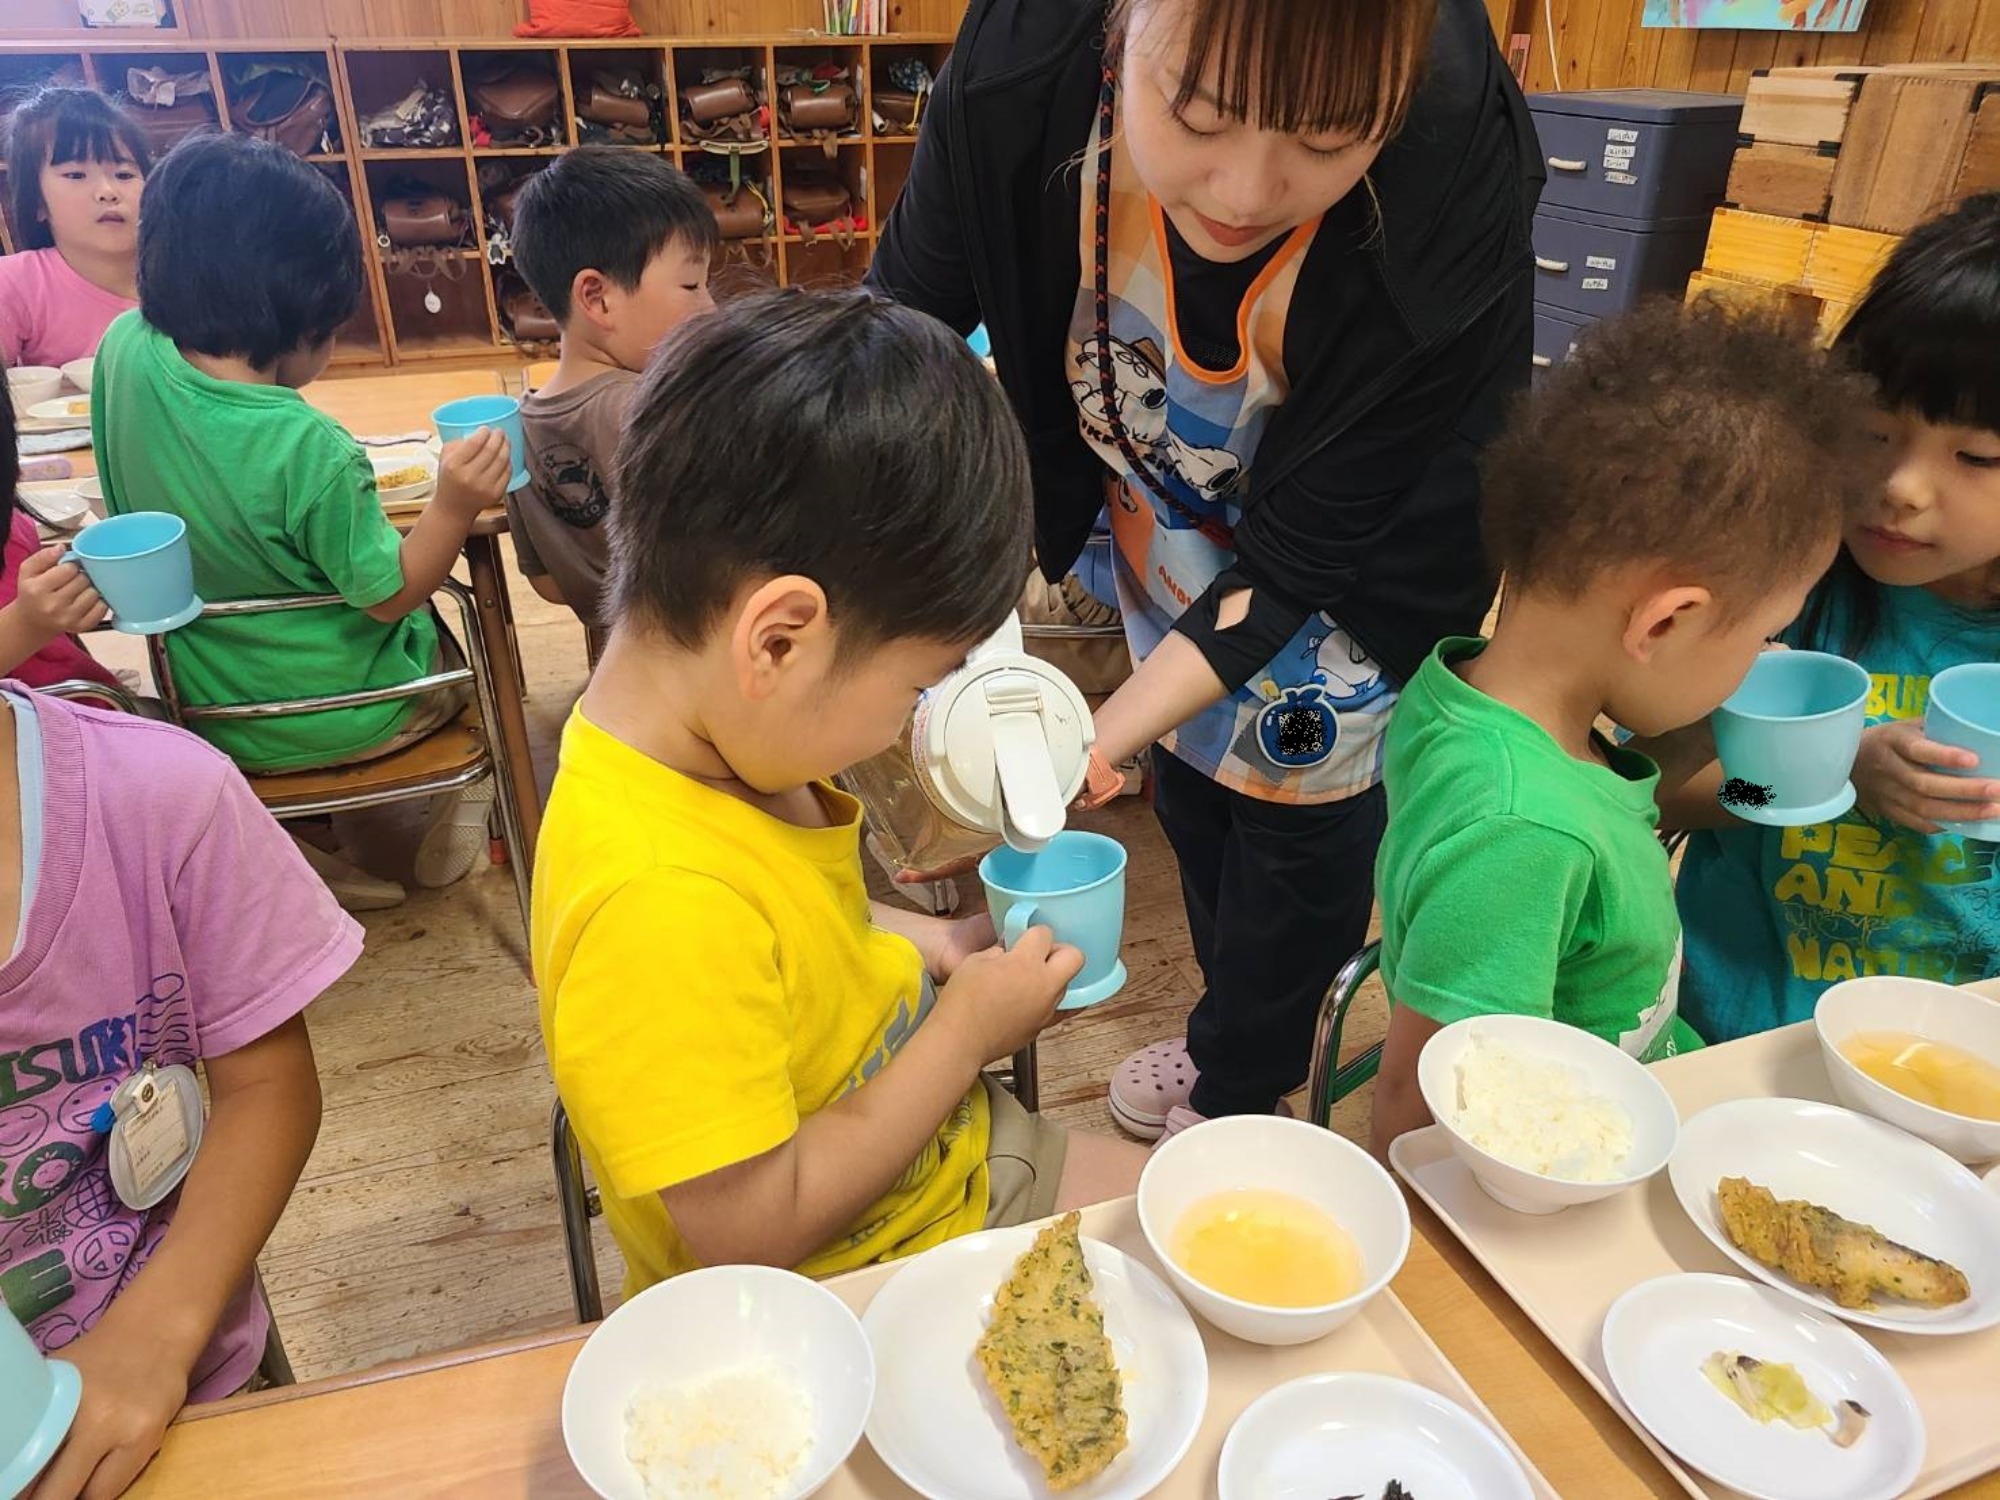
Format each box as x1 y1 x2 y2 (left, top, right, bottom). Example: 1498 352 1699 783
819 1197 1559 1499
1390 1015 2000 1500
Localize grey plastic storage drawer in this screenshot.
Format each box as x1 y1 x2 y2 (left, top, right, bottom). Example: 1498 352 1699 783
1530 89 1743 222
1531 204 1712 317
1532 303 1593 381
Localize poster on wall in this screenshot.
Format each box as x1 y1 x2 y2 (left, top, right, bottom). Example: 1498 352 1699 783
1643 0 1868 28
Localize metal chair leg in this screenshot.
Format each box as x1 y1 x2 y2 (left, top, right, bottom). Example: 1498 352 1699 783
445 578 533 945
1306 941 1384 1128
253 1271 295 1388
1008 1043 1040 1113
551 1101 604 1324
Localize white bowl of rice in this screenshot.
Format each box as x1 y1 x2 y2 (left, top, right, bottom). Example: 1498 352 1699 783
1417 1014 1680 1215
562 1263 875 1500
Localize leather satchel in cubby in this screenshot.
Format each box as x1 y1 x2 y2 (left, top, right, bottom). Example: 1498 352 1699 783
470 67 561 145
378 192 469 248
680 75 762 144
234 66 336 157
782 169 860 246
780 77 858 157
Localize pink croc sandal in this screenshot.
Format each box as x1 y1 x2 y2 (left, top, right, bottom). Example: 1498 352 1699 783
1109 1038 1196 1141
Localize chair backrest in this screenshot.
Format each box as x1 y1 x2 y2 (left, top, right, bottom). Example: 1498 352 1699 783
145 588 475 731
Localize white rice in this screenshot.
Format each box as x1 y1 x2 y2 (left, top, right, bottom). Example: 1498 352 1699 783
624 1361 814 1500
1451 1035 1634 1181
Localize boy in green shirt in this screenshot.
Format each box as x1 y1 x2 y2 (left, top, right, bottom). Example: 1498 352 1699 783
95 135 510 908
1369 300 1885 1156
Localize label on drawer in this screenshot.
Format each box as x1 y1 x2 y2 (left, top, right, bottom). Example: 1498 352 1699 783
1586 255 1617 270
1603 143 1636 160
1606 171 1637 185
1607 127 1639 143
1582 276 1611 291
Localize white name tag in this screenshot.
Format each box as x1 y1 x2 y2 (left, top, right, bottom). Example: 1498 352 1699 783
101 1063 204 1210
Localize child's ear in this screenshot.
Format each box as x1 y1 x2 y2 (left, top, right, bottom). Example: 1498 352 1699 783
1623 584 1712 664
732 575 831 699
571 267 615 329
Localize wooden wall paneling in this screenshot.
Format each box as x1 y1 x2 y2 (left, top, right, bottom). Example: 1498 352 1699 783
1728 33 1782 94
1911 0 1980 64
1861 0 1934 63
1974 0 2000 61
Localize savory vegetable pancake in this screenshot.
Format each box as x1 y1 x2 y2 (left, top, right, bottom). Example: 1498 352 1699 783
975 1212 1129 1490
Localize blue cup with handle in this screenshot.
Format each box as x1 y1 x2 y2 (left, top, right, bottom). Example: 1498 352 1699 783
1924 663 2000 841
433 394 530 494
1711 649 1870 826
63 511 202 635
0 1304 80 1500
979 830 1128 1010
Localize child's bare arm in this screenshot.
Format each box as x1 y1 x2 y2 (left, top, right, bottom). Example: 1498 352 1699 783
1367 1002 1442 1162
662 930 1081 1269
30 1017 321 1500
364 430 512 623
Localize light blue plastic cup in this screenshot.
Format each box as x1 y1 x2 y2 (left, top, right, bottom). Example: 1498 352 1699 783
1711 649 1870 826
433 394 529 494
0 1304 80 1500
63 511 202 635
1924 663 2000 841
980 830 1128 1010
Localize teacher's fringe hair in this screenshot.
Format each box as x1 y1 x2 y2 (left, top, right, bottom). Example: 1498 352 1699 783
1104 0 1436 143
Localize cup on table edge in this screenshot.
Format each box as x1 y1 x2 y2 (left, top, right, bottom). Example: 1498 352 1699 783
432 394 530 494
62 511 203 635
1924 662 2000 841
1710 649 1869 826
979 830 1128 1010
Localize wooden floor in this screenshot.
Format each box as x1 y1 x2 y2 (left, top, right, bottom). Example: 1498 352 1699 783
95 552 1391 1381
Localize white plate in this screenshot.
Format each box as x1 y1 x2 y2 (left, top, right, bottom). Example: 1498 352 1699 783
1216 1372 1534 1500
17 480 91 528
370 451 437 506
1670 1097 2000 1334
1601 1273 1923 1500
26 397 91 425
862 1225 1207 1500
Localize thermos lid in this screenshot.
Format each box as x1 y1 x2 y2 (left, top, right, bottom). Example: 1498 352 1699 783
915 615 1094 851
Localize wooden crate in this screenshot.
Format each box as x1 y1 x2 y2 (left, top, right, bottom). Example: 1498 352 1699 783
1684 269 1822 335
1701 207 1817 288
1830 68 2000 234
1804 223 1900 304
1725 140 1837 221
1739 66 1877 150
1954 86 2000 207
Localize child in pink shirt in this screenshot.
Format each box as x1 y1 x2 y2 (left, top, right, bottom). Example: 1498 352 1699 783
0 691 356 1496
0 371 119 691
0 87 149 369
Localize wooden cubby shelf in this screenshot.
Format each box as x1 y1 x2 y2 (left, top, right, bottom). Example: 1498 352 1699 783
0 30 951 370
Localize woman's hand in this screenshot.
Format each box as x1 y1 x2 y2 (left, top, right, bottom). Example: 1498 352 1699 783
1852 720 2000 834
29 1317 190 1500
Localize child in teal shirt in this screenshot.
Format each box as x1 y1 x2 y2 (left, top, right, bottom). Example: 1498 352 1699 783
1675 196 2000 1041
1370 299 1883 1156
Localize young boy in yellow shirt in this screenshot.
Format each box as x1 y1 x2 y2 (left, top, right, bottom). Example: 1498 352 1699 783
533 289 1147 1289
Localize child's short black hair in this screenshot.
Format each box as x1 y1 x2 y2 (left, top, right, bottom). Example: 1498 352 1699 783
1483 298 1881 609
5 86 152 253
1837 193 2000 436
137 134 362 370
511 146 716 323
611 288 1030 653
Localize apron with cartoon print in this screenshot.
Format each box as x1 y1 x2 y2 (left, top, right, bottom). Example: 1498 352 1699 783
1066 83 1395 805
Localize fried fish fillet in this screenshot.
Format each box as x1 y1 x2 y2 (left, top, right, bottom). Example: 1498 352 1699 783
1717 1176 1970 1310
975 1211 1129 1491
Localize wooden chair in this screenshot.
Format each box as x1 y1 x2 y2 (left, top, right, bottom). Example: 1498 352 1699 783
143 578 532 939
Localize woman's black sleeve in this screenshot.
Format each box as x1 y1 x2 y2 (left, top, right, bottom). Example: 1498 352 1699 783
863 60 982 336
1171 288 1527 688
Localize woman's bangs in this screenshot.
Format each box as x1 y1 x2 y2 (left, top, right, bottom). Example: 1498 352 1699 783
1170 0 1434 141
